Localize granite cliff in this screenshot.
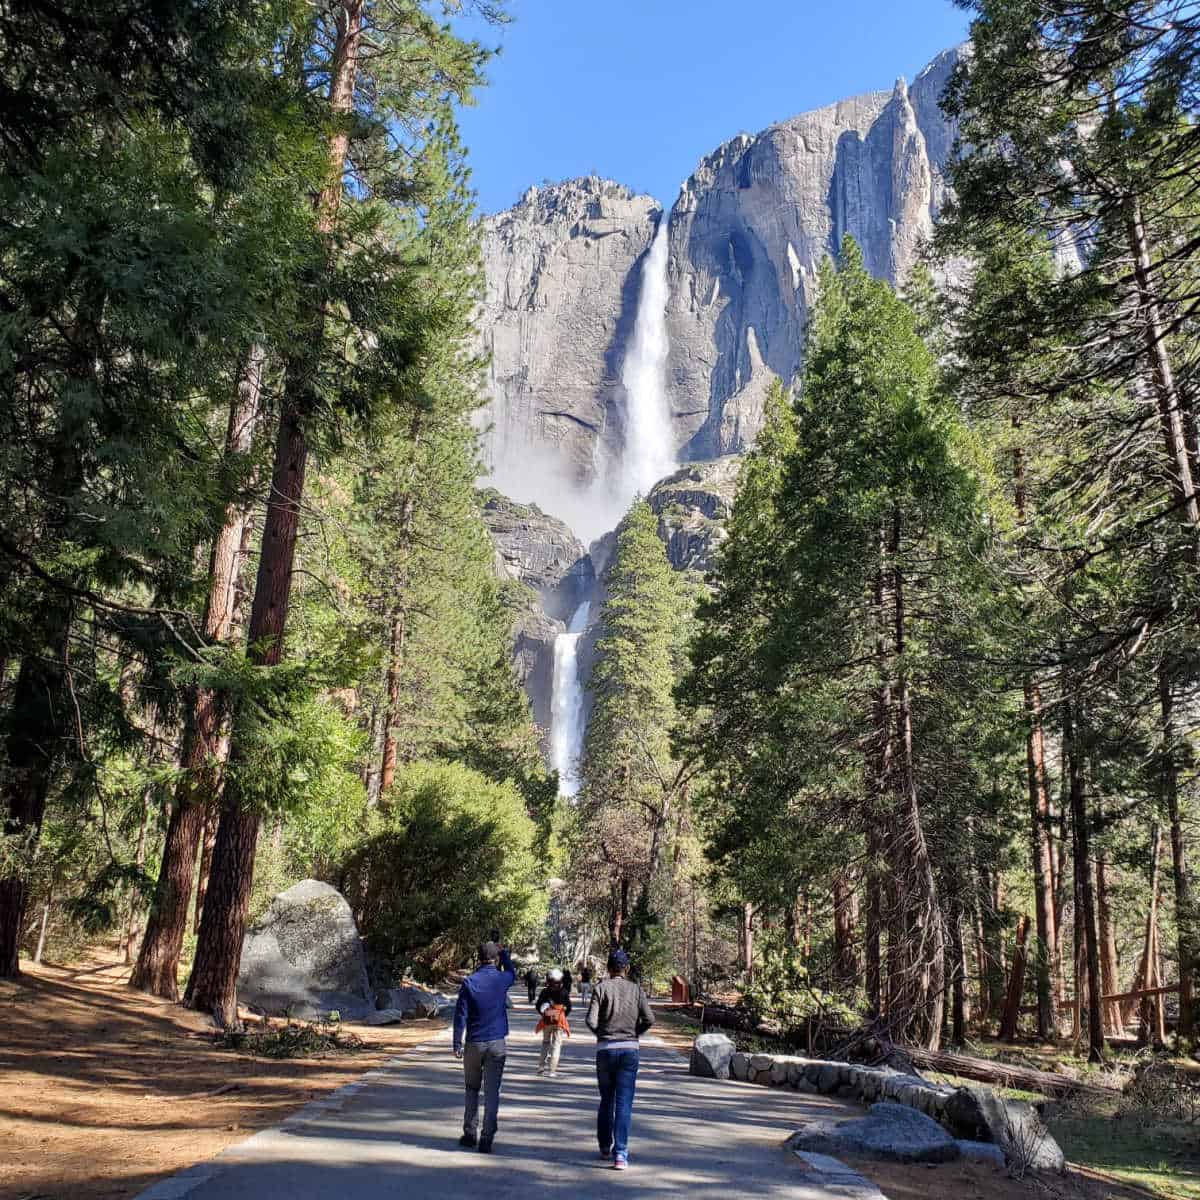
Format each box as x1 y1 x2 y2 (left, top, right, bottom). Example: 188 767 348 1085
477 46 963 501
476 47 965 761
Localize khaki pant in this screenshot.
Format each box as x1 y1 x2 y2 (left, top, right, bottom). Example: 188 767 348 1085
539 1026 565 1074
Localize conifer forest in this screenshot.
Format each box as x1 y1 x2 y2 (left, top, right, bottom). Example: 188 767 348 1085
2 0 1199 1110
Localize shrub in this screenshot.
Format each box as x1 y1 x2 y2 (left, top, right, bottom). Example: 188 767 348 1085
340 761 546 980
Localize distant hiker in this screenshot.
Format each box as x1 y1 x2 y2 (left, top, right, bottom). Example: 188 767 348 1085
585 948 655 1170
562 966 573 996
579 966 594 1006
453 939 516 1153
535 967 572 1077
523 965 538 1004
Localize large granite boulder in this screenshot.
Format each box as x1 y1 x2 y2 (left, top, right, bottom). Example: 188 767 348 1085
690 1033 737 1080
944 1085 1066 1173
237 880 372 1020
786 1101 960 1164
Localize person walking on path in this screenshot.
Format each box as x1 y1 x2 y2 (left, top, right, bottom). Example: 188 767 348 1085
585 949 654 1171
523 965 538 1005
534 967 572 1077
453 939 516 1153
579 966 593 1007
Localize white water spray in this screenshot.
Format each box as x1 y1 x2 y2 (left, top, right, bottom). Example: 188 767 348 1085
550 600 591 796
618 217 676 504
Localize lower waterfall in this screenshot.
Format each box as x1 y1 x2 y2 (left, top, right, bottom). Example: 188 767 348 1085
550 600 591 796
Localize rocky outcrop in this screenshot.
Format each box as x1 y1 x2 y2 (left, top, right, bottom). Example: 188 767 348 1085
483 491 595 736
476 47 965 490
237 880 372 1020
482 490 590 621
647 456 742 573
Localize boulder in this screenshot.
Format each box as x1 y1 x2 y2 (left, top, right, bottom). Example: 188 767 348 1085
374 985 452 1020
690 1033 736 1080
944 1086 1066 1173
956 1140 1007 1168
787 1101 961 1165
816 1062 843 1094
730 1051 750 1082
237 880 372 1020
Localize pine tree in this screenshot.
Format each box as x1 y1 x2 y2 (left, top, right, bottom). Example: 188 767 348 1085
572 500 694 948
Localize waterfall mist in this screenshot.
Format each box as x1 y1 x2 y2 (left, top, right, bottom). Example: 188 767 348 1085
550 600 591 796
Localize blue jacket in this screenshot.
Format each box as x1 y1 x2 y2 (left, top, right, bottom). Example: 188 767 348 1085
453 950 516 1052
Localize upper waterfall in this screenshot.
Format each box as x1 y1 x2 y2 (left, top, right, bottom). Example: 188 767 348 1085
617 217 676 505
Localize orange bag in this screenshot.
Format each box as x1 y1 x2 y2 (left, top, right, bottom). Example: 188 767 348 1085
535 1003 571 1037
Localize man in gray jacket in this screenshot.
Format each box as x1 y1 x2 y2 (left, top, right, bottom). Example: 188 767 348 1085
585 948 654 1171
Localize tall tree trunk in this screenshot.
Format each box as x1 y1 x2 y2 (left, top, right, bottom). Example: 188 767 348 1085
1024 679 1059 1041
131 346 262 999
1063 685 1104 1062
741 901 755 980
888 506 945 1048
999 914 1030 1042
0 617 72 977
1013 429 1060 1036
184 402 308 1024
1124 196 1200 528
832 871 859 986
123 783 153 964
1132 825 1163 1044
183 2 364 1026
1095 854 1124 1037
1159 667 1196 1041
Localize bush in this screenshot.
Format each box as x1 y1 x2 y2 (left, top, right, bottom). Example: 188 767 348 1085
743 930 860 1034
340 761 546 980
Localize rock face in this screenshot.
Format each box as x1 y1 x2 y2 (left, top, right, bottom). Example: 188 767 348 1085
237 880 372 1020
690 1032 737 1080
647 456 742 573
482 490 591 622
482 492 593 736
476 47 964 489
477 177 661 491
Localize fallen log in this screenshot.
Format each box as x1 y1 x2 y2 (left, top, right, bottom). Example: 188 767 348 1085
905 1047 1116 1101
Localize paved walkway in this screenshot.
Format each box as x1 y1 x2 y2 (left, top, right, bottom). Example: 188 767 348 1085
138 1002 881 1199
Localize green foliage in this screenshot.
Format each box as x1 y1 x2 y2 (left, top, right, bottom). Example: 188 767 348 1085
743 931 860 1033
341 761 546 981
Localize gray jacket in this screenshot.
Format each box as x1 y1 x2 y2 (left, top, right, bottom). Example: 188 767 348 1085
585 975 654 1042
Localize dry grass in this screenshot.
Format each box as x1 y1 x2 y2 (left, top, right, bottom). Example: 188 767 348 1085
0 952 442 1200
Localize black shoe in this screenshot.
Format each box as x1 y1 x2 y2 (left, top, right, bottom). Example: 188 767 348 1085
459 1133 477 1148
478 1138 494 1154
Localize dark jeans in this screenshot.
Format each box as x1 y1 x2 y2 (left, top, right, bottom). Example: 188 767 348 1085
596 1047 639 1157
526 984 536 1003
463 1038 507 1141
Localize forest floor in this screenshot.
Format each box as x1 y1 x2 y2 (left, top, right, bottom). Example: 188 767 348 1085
650 1009 1186 1200
0 952 443 1200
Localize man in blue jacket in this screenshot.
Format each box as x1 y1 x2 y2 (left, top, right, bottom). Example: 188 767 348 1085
453 939 516 1152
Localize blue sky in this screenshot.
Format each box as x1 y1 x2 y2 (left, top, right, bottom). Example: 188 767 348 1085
454 0 973 215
